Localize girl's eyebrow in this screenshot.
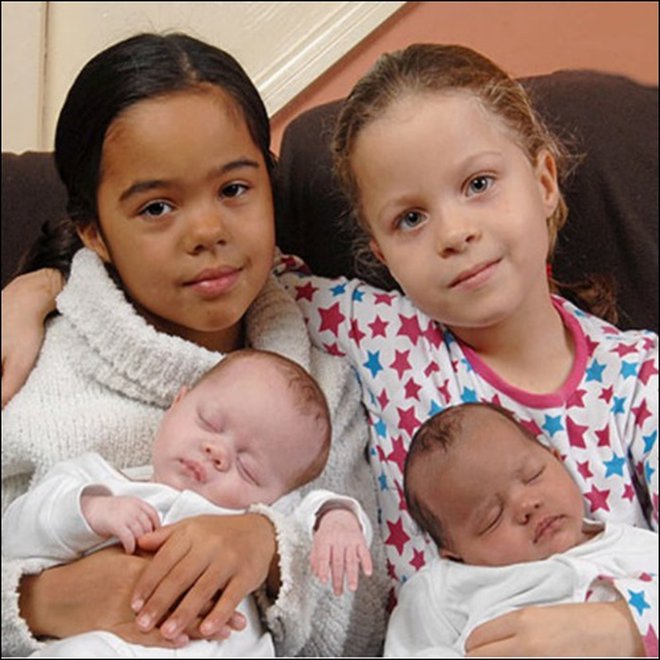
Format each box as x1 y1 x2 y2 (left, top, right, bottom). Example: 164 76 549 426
118 158 260 202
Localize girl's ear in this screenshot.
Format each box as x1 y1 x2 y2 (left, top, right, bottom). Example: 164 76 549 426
369 238 387 266
77 223 111 263
535 150 560 218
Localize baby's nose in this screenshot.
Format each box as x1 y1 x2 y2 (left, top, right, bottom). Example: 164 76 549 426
204 443 231 471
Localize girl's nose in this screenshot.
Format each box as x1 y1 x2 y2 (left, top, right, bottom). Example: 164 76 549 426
185 206 228 255
204 442 231 472
433 212 480 257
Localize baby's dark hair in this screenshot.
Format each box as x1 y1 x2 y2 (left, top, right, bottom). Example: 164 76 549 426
199 348 332 489
404 402 534 549
332 43 617 323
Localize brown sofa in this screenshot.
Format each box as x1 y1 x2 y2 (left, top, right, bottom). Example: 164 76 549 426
2 70 658 331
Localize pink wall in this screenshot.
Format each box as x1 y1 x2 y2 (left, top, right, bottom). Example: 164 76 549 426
271 1 658 154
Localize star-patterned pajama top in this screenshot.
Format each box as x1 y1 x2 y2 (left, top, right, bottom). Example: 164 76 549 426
275 255 658 656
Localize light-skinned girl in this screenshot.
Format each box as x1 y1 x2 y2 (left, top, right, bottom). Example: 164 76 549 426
1 32 387 657
273 44 657 656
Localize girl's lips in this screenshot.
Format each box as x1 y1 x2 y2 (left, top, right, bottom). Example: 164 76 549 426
184 267 242 298
450 259 500 290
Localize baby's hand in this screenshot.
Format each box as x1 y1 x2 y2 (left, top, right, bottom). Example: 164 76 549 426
81 493 161 554
311 508 373 596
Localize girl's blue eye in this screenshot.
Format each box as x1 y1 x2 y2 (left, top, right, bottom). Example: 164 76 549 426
221 183 248 198
397 210 425 231
467 175 493 196
140 201 173 218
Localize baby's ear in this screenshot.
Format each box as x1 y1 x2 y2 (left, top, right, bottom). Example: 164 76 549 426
439 547 462 562
171 386 189 407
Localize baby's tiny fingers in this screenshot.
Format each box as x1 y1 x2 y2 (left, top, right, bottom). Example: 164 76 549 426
119 529 137 554
311 541 331 583
358 544 373 576
331 548 346 596
344 547 361 592
141 502 161 530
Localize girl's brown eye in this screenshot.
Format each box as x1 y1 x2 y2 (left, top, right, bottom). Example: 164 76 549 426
221 183 248 198
140 201 173 218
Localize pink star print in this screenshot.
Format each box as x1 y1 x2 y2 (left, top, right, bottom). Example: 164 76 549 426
323 342 346 357
632 399 652 428
622 483 635 501
377 388 390 409
520 418 543 437
437 378 451 402
599 386 614 404
390 350 412 379
577 460 593 480
295 282 318 301
348 319 366 347
397 315 423 345
595 425 611 447
567 388 587 408
409 549 426 570
397 406 422 438
584 484 611 513
395 481 407 511
387 436 408 474
567 417 589 449
318 303 345 336
404 377 422 401
423 322 443 348
612 342 638 358
642 625 658 658
638 359 659 385
385 517 411 555
368 315 389 338
374 292 395 306
424 362 440 378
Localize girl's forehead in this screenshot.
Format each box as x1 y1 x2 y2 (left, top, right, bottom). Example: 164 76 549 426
107 85 244 138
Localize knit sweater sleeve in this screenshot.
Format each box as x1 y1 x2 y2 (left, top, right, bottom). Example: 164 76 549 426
246 277 389 657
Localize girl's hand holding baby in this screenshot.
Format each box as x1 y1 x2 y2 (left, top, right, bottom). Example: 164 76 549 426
81 493 161 554
311 508 373 596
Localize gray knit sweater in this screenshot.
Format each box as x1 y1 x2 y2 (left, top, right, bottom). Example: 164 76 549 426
1 248 388 657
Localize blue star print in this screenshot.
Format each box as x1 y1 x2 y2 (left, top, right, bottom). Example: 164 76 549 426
620 361 639 379
374 418 387 438
461 387 478 403
603 453 626 477
363 351 383 378
628 590 651 616
643 431 657 454
378 471 388 491
542 415 564 437
611 396 626 414
331 283 347 296
586 360 606 383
